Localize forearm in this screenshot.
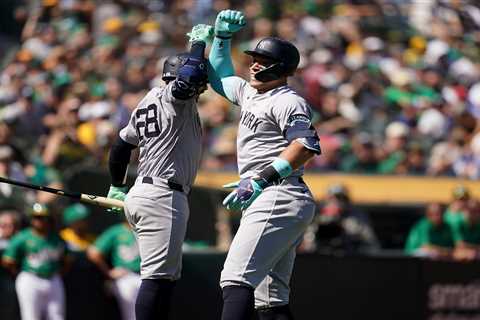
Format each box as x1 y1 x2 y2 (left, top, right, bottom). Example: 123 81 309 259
208 37 235 99
172 41 207 100
422 244 453 257
279 140 315 170
2 258 18 275
109 137 135 187
86 248 111 276
253 142 314 188
209 37 235 78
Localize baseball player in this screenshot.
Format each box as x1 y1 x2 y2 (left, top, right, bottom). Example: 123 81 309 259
87 221 141 320
105 39 209 320
2 203 69 320
188 10 321 320
60 203 95 253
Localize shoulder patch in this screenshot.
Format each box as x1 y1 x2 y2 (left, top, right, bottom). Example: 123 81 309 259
287 114 311 127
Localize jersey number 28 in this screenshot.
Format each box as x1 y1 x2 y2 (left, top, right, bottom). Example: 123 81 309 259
136 104 161 139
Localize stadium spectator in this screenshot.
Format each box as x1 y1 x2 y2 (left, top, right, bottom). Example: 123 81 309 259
405 202 454 259
0 144 31 211
398 142 427 175
377 122 409 174
25 157 63 205
305 183 380 254
60 203 95 254
87 221 141 320
444 185 470 226
0 210 20 250
427 127 466 176
452 199 480 262
340 132 378 174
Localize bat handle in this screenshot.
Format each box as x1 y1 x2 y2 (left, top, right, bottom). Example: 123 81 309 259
80 194 124 209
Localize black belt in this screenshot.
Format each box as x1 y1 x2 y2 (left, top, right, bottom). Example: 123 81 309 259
142 177 184 192
273 176 305 185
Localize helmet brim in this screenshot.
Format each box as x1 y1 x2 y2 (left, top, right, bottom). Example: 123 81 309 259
162 75 176 82
244 49 279 62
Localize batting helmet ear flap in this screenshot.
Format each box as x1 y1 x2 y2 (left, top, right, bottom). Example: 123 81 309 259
162 53 190 82
254 62 288 82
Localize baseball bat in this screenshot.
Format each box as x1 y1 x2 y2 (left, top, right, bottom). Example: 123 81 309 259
0 176 124 209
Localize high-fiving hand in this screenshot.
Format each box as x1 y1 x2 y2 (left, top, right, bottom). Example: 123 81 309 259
215 10 246 37
187 24 214 43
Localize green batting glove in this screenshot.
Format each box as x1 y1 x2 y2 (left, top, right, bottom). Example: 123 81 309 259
107 185 128 213
187 24 214 44
215 10 246 38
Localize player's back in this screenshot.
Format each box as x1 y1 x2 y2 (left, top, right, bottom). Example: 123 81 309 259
120 83 202 188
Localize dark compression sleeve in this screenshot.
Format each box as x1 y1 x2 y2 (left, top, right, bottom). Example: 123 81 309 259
109 136 136 187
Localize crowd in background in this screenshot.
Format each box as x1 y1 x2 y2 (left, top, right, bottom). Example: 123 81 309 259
0 0 479 257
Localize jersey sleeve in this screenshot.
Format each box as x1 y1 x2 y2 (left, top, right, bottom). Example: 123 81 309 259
220 76 250 107
272 94 321 154
404 223 423 253
2 232 25 262
93 227 115 255
119 107 140 146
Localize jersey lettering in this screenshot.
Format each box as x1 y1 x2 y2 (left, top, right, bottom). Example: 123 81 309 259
240 110 262 133
118 244 139 262
26 247 64 268
136 104 161 140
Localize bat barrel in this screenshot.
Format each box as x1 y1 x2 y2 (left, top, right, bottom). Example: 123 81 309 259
0 176 81 199
0 176 123 209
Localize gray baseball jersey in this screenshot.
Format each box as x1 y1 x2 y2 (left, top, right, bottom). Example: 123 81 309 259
119 82 202 280
224 77 318 178
219 76 318 308
120 82 202 189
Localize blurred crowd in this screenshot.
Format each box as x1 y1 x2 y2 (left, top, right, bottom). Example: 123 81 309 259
0 0 480 252
298 183 480 263
0 201 141 320
403 185 480 262
0 0 479 211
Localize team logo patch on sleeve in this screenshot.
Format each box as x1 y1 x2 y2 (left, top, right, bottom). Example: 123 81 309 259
287 114 311 128
284 113 319 146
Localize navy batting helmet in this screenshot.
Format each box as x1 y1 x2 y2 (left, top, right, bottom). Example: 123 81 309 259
244 37 300 82
162 53 190 82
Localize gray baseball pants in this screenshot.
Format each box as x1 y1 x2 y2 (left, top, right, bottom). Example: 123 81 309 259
124 177 189 280
220 176 316 308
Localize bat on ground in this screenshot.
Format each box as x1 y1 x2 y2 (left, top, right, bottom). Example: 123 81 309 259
0 176 124 209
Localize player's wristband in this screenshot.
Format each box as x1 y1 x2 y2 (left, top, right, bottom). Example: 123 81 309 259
215 34 232 39
256 158 293 187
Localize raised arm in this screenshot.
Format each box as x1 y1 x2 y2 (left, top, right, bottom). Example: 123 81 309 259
210 11 246 101
187 11 246 102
